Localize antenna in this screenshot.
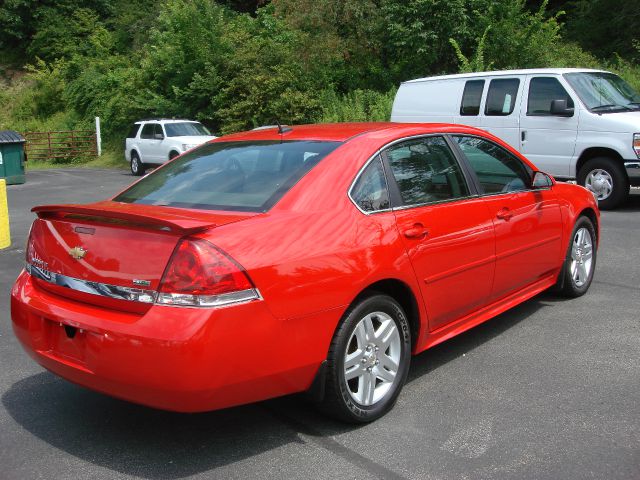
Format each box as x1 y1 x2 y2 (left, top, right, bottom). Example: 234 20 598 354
275 121 293 134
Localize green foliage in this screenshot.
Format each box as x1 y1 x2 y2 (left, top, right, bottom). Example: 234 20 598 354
1 0 639 168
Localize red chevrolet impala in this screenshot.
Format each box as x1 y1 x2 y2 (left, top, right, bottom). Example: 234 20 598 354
11 123 599 422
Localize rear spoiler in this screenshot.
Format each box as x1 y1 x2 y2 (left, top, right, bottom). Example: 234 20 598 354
32 202 217 234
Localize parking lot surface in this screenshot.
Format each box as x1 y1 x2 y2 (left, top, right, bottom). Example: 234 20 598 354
1 169 638 480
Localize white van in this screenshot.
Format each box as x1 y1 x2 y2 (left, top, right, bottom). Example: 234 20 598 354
391 68 640 209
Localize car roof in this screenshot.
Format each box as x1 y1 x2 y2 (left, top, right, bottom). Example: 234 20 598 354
214 122 489 143
135 119 201 124
402 68 610 84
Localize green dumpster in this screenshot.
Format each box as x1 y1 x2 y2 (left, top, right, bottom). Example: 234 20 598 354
0 130 26 185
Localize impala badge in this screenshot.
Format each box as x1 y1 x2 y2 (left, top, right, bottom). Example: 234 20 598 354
69 246 87 260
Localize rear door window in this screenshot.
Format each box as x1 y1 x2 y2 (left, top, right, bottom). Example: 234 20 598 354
460 80 485 116
485 78 520 116
527 77 574 115
140 124 156 139
115 141 341 212
384 136 470 206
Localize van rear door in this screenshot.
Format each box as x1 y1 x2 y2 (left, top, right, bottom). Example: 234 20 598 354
479 75 525 150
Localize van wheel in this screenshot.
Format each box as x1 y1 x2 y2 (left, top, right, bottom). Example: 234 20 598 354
320 294 411 423
577 157 628 210
131 152 146 176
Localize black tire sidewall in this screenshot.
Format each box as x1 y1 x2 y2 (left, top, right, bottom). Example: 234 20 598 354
131 153 144 176
561 216 597 297
577 157 628 210
327 294 411 423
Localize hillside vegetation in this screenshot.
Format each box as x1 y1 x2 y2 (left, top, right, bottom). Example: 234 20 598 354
0 0 638 165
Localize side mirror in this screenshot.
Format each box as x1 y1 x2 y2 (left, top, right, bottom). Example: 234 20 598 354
532 171 554 189
550 99 574 117
153 133 164 140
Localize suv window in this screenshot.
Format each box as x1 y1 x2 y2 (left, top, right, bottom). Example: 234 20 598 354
350 157 390 212
165 122 210 137
527 77 574 115
460 80 484 116
114 141 341 212
453 136 532 194
127 124 141 139
485 78 520 116
140 123 156 139
154 124 165 138
385 136 469 206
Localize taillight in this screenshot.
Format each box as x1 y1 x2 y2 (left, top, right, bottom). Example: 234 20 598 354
157 238 260 307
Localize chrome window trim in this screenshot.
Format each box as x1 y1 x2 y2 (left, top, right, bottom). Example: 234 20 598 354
26 263 262 309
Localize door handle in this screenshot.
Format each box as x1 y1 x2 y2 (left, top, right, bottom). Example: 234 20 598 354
521 130 526 142
496 208 512 221
404 223 429 239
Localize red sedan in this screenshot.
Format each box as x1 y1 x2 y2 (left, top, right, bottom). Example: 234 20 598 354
11 123 599 422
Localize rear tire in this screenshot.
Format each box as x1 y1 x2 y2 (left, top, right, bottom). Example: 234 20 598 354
577 157 628 210
320 294 411 423
130 152 146 176
169 151 180 160
555 216 597 298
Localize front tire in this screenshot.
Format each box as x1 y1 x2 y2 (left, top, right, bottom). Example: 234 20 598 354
130 152 146 176
577 157 628 210
320 294 411 423
556 216 597 297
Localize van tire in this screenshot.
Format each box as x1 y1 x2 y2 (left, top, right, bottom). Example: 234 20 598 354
577 157 628 210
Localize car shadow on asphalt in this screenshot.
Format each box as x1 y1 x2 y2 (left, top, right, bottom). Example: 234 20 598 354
2 293 556 479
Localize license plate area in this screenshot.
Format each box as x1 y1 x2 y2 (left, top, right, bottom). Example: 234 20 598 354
41 319 89 369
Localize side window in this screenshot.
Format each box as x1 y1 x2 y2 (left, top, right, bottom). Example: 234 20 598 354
453 136 532 194
485 78 520 116
154 124 165 138
385 136 469 206
126 124 140 139
460 80 485 116
140 123 155 139
527 77 574 115
350 157 390 212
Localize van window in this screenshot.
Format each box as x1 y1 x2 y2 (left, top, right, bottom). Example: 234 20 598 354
485 79 520 116
453 136 532 194
460 80 485 115
350 157 390 212
527 77 574 115
385 136 469 206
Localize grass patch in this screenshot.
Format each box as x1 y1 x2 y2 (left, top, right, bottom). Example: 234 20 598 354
26 146 128 171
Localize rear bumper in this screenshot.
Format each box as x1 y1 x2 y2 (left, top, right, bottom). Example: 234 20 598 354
625 160 640 186
11 271 330 412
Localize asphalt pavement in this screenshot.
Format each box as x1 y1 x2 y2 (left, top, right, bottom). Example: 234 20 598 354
1 169 638 480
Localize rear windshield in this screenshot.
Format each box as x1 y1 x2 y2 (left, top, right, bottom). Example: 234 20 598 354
114 141 341 212
164 122 211 137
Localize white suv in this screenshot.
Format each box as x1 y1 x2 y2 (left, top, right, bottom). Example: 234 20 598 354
125 119 216 175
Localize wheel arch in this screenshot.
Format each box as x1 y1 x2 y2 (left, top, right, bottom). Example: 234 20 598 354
577 207 599 245
576 147 624 178
353 278 422 351
130 148 141 161
169 150 180 160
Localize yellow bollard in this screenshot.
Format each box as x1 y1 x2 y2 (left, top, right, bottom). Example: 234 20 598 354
0 179 10 249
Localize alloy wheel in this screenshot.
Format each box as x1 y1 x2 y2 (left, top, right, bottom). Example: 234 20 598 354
570 227 594 287
343 311 401 406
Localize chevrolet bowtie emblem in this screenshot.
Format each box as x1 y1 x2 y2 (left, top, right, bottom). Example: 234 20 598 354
69 246 87 260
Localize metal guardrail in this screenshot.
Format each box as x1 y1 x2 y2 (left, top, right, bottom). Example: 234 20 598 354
24 130 97 161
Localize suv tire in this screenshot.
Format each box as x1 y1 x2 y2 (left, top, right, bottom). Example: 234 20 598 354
131 152 146 176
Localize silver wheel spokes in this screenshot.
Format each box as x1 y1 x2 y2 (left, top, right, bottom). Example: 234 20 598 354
343 311 401 407
570 227 594 287
585 169 613 200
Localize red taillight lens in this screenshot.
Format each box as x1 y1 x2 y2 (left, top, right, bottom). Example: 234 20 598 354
159 238 254 301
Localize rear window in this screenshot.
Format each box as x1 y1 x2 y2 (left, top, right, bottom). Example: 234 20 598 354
164 122 211 137
114 141 341 212
126 124 141 138
460 80 484 116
